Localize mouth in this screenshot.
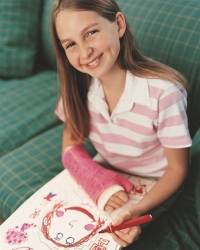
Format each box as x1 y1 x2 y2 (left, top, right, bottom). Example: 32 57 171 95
85 54 102 68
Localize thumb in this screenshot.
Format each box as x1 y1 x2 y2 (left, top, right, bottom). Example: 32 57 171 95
112 216 124 226
118 175 134 192
112 210 132 226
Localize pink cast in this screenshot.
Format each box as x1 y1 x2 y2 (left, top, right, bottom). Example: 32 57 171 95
62 145 134 203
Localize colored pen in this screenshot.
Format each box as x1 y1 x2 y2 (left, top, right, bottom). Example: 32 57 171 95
99 214 152 233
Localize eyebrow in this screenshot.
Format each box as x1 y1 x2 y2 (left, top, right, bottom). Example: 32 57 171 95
60 23 99 44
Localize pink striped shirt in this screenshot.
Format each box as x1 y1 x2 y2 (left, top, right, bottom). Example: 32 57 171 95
87 71 191 178
56 71 192 178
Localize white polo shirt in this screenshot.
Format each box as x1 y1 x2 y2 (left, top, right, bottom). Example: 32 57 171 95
87 71 192 178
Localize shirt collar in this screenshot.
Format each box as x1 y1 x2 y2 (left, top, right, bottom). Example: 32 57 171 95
124 71 152 107
88 71 152 116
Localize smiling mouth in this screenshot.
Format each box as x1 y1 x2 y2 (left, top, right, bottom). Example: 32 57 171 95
86 54 102 67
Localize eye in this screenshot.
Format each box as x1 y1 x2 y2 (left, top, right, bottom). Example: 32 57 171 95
65 42 76 49
87 30 98 37
55 232 63 241
66 237 75 245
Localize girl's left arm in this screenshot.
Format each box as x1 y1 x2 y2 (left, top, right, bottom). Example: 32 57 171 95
110 147 189 247
113 146 189 223
134 147 189 215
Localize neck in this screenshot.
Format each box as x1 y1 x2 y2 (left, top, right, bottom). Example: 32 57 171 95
99 68 127 115
99 67 127 90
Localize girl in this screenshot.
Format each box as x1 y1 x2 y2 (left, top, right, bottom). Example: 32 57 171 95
52 0 192 247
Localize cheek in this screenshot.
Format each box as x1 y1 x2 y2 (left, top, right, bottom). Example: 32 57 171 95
113 39 121 58
103 34 121 54
84 224 95 231
111 34 121 50
65 52 78 68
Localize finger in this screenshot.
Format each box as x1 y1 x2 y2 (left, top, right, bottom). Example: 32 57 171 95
111 232 130 247
106 191 129 210
119 226 141 239
104 204 115 213
111 226 141 247
109 194 127 206
115 191 129 202
130 189 135 195
105 199 124 211
112 209 132 226
104 201 124 212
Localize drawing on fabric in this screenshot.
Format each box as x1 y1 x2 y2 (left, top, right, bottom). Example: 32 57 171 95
29 208 41 219
40 202 106 249
10 247 34 250
5 223 36 245
0 170 156 250
89 237 110 250
130 177 155 196
1 182 115 249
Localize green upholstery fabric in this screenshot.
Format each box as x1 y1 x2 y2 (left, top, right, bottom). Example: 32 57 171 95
0 0 41 78
40 0 56 70
0 71 59 157
0 125 63 221
191 129 200 225
117 0 200 137
0 125 97 220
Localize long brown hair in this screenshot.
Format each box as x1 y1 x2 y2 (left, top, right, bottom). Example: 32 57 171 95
51 0 187 140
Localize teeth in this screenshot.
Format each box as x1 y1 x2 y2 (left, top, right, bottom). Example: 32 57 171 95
88 56 100 66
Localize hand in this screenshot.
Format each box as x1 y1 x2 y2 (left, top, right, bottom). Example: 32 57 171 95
104 190 129 212
110 206 142 247
111 225 141 247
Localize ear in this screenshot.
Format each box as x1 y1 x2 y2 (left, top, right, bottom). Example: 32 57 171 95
116 12 126 38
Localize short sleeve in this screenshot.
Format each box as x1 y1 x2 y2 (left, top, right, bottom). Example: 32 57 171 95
157 85 192 148
55 98 66 122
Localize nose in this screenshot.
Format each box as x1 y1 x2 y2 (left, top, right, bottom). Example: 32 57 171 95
79 43 93 60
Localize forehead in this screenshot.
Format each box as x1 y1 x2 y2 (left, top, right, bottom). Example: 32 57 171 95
55 9 110 39
56 10 101 28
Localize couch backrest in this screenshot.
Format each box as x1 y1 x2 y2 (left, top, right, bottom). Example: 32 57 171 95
0 0 42 79
39 0 56 70
116 0 200 137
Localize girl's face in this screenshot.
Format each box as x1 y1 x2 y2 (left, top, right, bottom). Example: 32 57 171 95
55 9 126 82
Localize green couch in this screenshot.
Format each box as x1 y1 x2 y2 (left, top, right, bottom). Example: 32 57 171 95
0 0 199 249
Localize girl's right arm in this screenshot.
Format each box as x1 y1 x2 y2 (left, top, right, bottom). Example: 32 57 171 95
61 125 134 207
62 124 83 154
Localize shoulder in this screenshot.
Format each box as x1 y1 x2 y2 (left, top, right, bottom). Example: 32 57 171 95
146 78 187 101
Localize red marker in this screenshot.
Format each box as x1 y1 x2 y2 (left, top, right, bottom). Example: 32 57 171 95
99 214 152 233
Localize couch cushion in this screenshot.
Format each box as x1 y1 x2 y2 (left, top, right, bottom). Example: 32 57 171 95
117 0 200 137
0 71 59 157
0 125 63 220
190 128 200 224
0 124 97 220
0 0 41 78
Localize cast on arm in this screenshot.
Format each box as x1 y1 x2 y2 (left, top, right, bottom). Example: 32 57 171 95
62 145 134 207
56 101 134 209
